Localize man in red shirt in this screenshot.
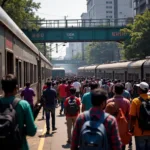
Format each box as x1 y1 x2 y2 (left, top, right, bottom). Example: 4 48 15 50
66 80 73 97
64 87 80 144
58 80 67 115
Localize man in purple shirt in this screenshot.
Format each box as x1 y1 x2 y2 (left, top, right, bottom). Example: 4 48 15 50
21 82 35 111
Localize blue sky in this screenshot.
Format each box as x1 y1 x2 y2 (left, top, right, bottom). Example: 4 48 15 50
34 0 87 58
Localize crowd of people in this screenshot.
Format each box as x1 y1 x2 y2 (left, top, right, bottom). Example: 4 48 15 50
0 74 150 150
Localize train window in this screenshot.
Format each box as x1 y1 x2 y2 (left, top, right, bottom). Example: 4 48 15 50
146 74 150 83
30 64 33 84
0 53 2 93
7 52 13 74
24 61 28 86
34 65 37 83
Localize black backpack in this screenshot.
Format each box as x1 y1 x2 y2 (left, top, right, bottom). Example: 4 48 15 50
66 98 79 116
138 97 150 132
0 98 23 150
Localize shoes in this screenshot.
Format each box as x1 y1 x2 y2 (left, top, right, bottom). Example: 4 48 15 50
60 110 62 115
67 140 71 144
46 130 49 134
52 127 57 131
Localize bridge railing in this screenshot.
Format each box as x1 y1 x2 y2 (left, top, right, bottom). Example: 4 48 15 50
23 18 133 29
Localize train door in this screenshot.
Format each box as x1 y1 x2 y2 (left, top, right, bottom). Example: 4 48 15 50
0 53 2 94
37 58 41 102
112 71 115 80
6 51 14 74
125 71 127 82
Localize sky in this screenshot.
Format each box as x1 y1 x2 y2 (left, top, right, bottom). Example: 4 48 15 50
34 0 87 58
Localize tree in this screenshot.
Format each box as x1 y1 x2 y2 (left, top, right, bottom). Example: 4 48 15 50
85 42 120 64
72 52 82 60
121 10 150 60
0 0 41 29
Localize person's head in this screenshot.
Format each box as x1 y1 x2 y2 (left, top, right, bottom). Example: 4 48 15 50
114 83 124 95
47 78 50 82
26 82 30 88
68 80 71 85
70 87 76 96
47 82 52 87
90 82 99 91
136 82 149 94
91 88 108 110
1 74 18 96
62 80 66 84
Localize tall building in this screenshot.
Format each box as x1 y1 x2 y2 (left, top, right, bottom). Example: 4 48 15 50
134 0 150 15
86 0 133 19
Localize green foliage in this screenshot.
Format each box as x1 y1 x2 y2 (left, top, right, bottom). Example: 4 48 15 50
121 10 150 60
0 0 41 29
85 42 120 64
72 52 82 60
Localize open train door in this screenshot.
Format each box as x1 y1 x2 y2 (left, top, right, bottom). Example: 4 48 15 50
37 57 41 103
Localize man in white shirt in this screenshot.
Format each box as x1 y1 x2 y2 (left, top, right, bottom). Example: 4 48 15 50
125 80 133 94
72 79 81 98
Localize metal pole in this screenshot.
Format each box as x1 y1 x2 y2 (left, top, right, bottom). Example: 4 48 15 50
44 43 46 57
50 43 52 61
82 43 84 61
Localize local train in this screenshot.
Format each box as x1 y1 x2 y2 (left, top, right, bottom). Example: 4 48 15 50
0 7 52 107
52 67 65 79
78 58 150 83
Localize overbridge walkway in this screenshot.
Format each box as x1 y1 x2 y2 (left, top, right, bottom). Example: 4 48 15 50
22 18 133 43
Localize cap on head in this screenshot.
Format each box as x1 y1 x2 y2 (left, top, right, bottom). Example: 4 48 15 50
136 82 149 91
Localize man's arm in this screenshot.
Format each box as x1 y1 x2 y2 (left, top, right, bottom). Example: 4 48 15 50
110 118 122 150
24 102 37 136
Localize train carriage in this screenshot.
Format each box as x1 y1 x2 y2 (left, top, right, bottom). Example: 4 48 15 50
0 7 52 107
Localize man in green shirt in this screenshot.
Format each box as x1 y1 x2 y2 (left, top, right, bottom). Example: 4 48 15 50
0 74 37 150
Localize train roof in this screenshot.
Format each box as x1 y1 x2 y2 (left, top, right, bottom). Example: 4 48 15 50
128 59 146 68
0 7 39 55
52 68 65 70
84 65 98 70
78 66 86 70
97 61 131 69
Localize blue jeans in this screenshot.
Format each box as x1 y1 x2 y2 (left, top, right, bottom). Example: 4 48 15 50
135 136 150 150
60 97 65 113
45 108 55 131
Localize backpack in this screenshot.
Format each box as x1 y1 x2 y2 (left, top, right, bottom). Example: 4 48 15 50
138 97 150 131
66 97 79 116
0 98 22 150
105 100 131 145
79 111 109 150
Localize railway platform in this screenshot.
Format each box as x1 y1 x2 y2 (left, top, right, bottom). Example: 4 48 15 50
28 107 136 150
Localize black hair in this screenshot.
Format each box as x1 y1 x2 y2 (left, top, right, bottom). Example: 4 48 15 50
91 88 108 107
62 80 66 84
1 74 18 94
26 82 30 87
114 83 124 95
47 82 52 87
70 87 76 95
140 88 148 94
90 82 99 90
68 80 71 85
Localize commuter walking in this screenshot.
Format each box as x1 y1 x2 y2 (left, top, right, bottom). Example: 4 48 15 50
21 82 35 112
71 88 122 150
129 82 150 150
72 79 81 98
43 82 57 134
0 74 37 150
58 80 67 115
82 82 98 112
64 87 80 144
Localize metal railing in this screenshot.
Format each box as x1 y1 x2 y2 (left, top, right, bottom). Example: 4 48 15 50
23 18 133 29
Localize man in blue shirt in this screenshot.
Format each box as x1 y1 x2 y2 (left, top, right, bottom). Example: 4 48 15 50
82 82 99 112
43 82 57 134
